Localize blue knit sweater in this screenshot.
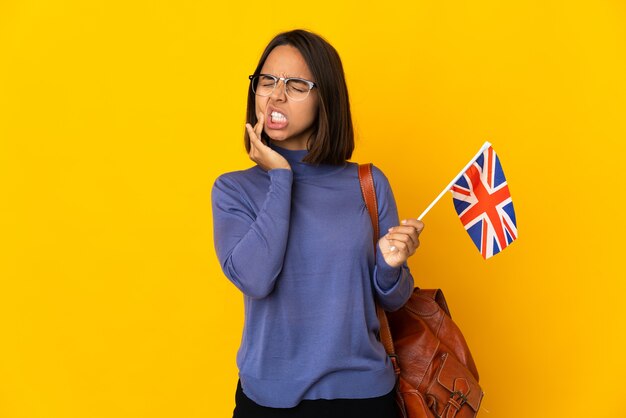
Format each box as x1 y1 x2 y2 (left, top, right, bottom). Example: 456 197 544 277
211 142 415 408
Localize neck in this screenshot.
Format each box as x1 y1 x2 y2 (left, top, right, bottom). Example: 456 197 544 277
268 141 347 178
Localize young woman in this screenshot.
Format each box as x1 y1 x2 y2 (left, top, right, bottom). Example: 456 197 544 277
211 29 425 418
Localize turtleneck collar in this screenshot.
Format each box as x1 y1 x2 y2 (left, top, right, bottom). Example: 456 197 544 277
268 141 348 178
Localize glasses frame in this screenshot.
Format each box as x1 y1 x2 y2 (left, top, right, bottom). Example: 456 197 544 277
248 73 317 101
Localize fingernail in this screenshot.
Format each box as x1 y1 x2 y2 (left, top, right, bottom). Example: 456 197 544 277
401 219 407 224
388 227 393 232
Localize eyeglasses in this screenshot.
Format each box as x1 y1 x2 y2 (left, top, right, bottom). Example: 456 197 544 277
248 74 317 101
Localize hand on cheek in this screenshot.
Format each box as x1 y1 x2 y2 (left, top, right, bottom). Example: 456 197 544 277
246 112 291 171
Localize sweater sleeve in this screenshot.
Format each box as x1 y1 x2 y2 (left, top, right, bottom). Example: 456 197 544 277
211 168 293 299
371 166 415 312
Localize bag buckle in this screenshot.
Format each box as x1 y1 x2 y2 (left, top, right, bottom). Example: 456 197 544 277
449 390 468 407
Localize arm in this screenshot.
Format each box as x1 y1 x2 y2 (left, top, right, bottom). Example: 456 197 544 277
371 166 416 312
211 169 293 299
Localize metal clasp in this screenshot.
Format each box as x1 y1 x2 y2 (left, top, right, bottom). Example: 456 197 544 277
450 390 468 406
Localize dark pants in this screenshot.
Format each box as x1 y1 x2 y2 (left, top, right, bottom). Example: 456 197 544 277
233 379 399 418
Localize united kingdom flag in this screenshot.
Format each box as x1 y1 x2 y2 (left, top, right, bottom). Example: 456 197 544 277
450 145 517 259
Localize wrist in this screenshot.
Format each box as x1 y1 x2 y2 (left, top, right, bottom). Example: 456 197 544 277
275 164 291 171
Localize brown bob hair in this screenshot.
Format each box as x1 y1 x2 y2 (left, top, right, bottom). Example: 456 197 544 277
244 29 354 165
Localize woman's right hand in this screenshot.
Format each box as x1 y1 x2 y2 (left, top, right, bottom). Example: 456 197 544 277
246 112 291 172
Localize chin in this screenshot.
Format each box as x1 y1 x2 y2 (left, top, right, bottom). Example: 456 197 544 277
267 131 291 141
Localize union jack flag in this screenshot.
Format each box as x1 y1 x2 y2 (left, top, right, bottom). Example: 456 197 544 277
450 145 517 259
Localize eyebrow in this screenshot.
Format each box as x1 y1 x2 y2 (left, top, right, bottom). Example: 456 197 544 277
263 72 306 79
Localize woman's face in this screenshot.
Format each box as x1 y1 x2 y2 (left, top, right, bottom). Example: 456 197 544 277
255 45 319 150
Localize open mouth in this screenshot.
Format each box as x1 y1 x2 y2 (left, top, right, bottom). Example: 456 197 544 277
266 110 288 129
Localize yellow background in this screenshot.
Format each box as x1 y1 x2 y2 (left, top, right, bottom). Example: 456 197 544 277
1 1 625 417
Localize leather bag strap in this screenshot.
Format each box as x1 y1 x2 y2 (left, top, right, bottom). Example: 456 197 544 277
358 163 379 249
357 163 400 374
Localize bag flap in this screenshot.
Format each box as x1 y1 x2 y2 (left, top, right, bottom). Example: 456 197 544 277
435 353 483 411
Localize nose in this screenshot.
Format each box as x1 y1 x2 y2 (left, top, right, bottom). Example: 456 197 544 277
270 79 287 101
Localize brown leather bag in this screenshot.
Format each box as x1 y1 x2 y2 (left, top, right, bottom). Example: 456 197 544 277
358 163 484 418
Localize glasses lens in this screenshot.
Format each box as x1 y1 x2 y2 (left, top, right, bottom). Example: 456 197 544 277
285 79 310 100
252 75 276 96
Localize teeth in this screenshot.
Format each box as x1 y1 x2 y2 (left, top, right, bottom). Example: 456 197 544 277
271 111 286 122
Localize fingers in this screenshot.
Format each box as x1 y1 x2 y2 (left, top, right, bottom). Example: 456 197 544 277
385 233 414 254
387 219 424 239
247 112 263 136
385 219 425 255
246 123 257 145
246 112 266 152
387 229 418 248
255 112 264 140
246 125 261 162
402 218 425 234
387 238 409 254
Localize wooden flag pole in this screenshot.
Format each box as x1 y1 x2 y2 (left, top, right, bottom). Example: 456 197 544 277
417 141 492 221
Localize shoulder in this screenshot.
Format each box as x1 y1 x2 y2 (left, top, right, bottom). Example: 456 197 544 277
213 165 264 188
358 163 392 192
354 162 395 205
212 166 265 198
370 164 390 184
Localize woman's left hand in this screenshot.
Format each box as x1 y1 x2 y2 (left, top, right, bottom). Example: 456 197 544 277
378 219 425 268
